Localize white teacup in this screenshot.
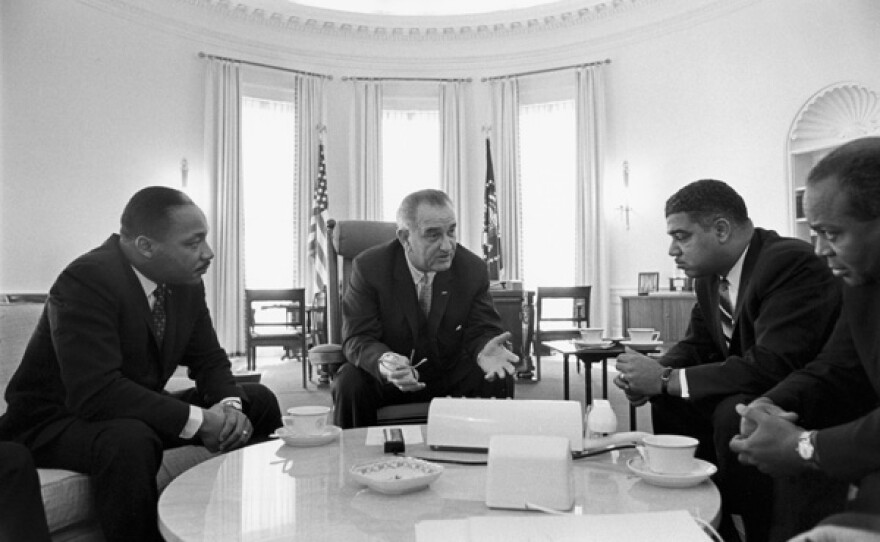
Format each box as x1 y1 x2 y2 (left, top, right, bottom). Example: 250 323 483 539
284 405 331 435
579 327 605 344
628 328 661 343
636 434 698 474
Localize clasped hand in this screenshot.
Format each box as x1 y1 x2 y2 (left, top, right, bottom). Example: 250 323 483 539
729 398 804 476
614 349 663 401
198 403 253 453
477 331 518 381
379 351 427 392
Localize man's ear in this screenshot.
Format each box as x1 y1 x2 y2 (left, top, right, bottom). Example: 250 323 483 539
396 229 411 251
134 235 155 258
713 218 732 243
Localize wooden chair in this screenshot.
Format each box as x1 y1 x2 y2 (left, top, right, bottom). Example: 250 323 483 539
244 288 308 388
533 286 592 381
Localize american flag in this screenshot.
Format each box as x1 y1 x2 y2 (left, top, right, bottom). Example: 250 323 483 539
482 138 503 280
308 143 329 292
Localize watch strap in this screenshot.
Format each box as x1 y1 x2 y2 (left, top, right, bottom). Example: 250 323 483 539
660 367 673 395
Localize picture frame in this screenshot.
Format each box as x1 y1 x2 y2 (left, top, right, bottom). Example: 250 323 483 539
638 272 660 296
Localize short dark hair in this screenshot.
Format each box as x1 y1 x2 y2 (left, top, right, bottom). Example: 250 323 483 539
397 189 453 230
665 179 749 228
807 137 880 221
120 186 194 240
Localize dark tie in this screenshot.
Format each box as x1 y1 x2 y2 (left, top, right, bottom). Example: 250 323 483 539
152 284 167 345
719 277 734 345
417 275 431 316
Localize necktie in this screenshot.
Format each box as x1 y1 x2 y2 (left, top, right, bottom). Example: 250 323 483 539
417 275 431 316
718 277 734 345
152 284 167 345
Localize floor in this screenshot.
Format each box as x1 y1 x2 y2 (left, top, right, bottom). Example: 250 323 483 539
231 348 654 433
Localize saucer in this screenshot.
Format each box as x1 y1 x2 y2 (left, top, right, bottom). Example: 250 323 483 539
272 425 342 447
573 340 614 349
627 457 717 488
620 340 663 350
349 457 444 495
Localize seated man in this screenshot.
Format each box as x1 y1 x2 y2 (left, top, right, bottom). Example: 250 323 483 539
732 137 880 540
614 179 841 541
332 189 518 428
0 186 282 542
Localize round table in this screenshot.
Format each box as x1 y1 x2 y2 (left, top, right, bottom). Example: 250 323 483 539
158 426 720 542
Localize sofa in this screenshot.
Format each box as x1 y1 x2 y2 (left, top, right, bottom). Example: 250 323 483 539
0 299 215 542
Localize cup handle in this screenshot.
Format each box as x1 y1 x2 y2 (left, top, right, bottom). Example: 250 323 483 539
635 444 648 464
652 331 661 341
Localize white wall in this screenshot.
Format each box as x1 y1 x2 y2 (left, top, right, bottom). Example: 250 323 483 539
2 0 880 331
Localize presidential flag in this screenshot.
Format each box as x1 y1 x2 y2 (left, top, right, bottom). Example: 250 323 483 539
482 138 503 280
308 143 329 292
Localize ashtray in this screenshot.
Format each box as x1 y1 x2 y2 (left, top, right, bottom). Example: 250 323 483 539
349 457 444 495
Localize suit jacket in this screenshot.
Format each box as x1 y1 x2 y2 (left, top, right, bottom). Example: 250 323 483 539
766 282 880 483
662 228 841 401
0 235 244 447
341 240 505 388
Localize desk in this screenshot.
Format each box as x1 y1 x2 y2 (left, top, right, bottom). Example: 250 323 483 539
158 427 719 542
543 340 660 431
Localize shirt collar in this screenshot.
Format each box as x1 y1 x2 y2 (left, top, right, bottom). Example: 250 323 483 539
131 266 158 301
723 243 749 291
404 253 435 286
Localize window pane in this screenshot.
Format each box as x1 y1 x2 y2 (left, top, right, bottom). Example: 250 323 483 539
519 100 577 291
241 97 298 288
382 109 440 220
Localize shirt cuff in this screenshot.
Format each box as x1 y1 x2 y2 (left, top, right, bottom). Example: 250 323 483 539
679 369 690 399
221 397 243 411
179 406 203 439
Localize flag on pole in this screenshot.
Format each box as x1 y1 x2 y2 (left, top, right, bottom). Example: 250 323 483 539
308 143 329 293
482 138 503 280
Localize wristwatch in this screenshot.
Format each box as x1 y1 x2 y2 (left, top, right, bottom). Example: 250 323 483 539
660 367 673 395
797 431 820 469
379 352 398 367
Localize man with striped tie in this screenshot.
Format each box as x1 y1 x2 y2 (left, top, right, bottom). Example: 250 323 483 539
614 179 841 542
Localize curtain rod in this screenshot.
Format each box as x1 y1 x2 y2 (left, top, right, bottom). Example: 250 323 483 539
342 76 472 83
481 58 610 82
198 52 333 80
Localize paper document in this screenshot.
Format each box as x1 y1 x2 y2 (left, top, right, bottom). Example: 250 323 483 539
365 425 424 445
416 510 711 542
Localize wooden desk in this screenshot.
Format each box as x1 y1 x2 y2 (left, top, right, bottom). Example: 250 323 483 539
158 427 719 542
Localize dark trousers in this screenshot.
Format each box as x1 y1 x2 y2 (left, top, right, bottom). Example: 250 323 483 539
29 383 281 542
0 441 51 542
332 362 511 428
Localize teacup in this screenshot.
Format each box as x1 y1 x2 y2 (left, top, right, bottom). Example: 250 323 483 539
284 405 331 435
628 328 661 343
579 327 605 344
636 434 698 474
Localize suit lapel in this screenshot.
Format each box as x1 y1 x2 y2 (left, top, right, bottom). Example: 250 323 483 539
428 271 453 334
706 275 730 357
393 252 421 341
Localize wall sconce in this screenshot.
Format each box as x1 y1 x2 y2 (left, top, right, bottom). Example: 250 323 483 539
617 160 632 230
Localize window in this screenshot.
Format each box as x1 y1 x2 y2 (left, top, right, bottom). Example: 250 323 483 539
519 99 577 291
381 107 440 221
241 96 299 288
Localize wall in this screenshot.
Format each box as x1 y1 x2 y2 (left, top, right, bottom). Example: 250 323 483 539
2 0 880 331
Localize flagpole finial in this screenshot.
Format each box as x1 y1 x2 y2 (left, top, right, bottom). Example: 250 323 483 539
482 125 492 135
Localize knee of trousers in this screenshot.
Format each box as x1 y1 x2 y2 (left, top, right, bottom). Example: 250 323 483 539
92 419 163 468
332 364 376 403
239 383 283 432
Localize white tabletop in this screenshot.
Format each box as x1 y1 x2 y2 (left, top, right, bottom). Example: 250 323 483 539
158 426 720 542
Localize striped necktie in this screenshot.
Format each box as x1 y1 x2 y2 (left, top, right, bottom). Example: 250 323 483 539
152 284 168 345
718 277 734 345
417 275 431 316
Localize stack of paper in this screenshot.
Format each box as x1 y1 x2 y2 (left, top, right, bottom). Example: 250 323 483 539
415 510 711 542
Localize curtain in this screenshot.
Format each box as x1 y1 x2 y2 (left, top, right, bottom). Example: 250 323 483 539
352 82 383 220
440 81 467 239
296 75 325 301
204 59 244 354
575 65 609 329
490 78 522 280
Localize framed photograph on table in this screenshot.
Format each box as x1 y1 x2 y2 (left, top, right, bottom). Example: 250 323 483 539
638 272 659 296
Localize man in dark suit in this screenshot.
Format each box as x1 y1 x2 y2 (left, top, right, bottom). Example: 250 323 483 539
332 189 518 428
0 187 282 542
614 179 841 541
732 137 880 540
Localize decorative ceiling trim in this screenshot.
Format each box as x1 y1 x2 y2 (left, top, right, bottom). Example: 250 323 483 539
173 0 661 40
789 83 880 154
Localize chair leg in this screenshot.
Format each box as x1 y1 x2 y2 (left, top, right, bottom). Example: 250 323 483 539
247 347 255 371
301 356 307 389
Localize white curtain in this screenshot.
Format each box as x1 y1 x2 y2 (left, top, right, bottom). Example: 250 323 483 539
440 81 467 238
204 59 244 354
352 82 383 220
296 75 325 301
575 65 609 329
490 78 522 280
